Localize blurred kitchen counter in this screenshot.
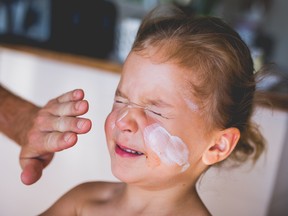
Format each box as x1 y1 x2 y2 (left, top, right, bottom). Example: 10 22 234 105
0 44 122 74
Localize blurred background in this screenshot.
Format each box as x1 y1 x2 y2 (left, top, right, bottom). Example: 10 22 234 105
0 0 287 68
0 0 288 215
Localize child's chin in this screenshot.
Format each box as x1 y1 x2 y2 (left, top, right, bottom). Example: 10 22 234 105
111 165 142 183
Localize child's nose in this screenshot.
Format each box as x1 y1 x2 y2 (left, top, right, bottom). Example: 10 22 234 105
115 108 144 133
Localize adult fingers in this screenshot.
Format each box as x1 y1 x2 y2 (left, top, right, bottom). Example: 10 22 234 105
52 117 92 134
56 89 85 103
36 115 92 133
25 131 78 153
41 131 78 152
47 100 89 117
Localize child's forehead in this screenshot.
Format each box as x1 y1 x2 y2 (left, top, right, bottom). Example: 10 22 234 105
131 42 177 64
120 51 198 96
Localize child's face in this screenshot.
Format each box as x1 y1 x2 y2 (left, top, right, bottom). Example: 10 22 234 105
105 51 213 187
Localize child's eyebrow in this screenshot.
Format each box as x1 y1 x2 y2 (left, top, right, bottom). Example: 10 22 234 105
146 99 174 108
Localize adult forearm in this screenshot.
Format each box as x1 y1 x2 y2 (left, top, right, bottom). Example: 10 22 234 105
0 85 39 145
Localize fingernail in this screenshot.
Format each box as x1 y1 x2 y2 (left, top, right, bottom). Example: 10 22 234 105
73 89 81 98
77 119 86 129
64 133 73 143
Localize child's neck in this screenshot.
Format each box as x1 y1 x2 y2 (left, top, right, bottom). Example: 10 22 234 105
116 181 205 215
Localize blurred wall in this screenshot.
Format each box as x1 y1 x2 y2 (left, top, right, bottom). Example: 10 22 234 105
268 121 288 215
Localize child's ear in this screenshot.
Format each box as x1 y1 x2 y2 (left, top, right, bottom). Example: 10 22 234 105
202 128 240 165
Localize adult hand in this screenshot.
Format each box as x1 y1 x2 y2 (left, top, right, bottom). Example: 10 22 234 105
19 89 92 185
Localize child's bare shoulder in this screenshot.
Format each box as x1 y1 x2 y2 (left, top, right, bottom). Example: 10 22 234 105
40 181 124 215
72 181 124 201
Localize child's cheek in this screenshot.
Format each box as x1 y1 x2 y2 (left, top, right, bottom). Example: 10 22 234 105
143 123 190 172
145 148 161 168
104 111 117 138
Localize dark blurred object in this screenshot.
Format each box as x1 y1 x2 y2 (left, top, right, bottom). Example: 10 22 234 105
23 3 39 32
0 0 14 33
253 29 274 64
0 0 117 59
240 0 272 13
0 0 44 43
173 0 220 16
50 0 117 59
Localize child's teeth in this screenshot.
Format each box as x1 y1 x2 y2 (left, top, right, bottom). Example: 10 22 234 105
123 147 142 155
126 149 134 153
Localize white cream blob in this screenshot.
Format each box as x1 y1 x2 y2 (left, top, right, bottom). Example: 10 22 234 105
143 123 190 172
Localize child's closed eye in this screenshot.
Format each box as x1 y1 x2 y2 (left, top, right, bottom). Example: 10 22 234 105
145 109 170 119
114 97 129 105
113 96 172 119
115 99 125 104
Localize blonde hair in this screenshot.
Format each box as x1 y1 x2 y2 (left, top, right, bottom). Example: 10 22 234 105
132 6 265 164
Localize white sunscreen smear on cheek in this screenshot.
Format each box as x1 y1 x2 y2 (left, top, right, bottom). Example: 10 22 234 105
143 123 190 172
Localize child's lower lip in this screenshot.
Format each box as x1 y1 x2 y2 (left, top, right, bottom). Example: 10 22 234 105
115 144 144 158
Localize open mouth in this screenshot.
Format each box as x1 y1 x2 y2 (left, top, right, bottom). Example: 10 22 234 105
116 144 144 157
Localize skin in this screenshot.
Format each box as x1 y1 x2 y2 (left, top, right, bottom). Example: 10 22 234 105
0 86 92 185
40 51 216 215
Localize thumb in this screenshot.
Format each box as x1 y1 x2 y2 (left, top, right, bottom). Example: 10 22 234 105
20 158 44 185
